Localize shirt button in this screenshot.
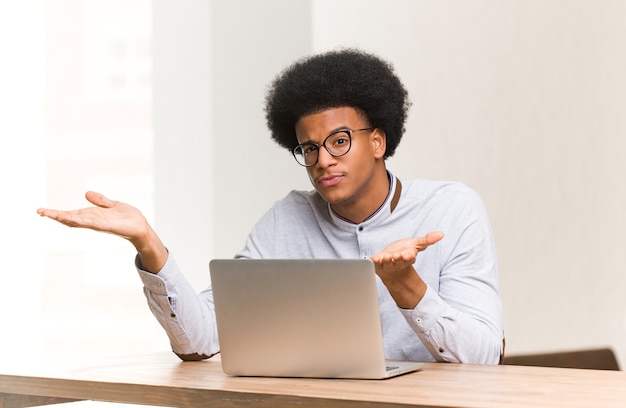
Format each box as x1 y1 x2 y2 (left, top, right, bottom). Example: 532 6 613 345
439 348 445 353
358 226 364 231
415 317 422 323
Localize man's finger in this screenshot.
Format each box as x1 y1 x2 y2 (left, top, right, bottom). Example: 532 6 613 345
85 191 115 208
415 231 444 250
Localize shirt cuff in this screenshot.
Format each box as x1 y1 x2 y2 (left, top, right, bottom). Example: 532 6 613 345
399 285 447 332
136 251 183 295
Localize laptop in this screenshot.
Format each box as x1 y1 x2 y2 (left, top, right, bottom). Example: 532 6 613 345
209 258 425 379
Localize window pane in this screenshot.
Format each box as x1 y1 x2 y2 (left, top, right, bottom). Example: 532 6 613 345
1 0 165 357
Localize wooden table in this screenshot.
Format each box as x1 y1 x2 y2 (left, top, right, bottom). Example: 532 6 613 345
1 352 625 408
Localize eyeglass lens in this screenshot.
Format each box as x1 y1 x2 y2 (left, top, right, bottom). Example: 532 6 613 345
294 130 351 166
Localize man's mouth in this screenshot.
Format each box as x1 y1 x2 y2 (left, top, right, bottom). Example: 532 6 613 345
318 174 343 187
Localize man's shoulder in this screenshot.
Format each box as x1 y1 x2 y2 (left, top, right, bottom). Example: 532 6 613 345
402 178 478 198
271 189 325 210
399 178 487 223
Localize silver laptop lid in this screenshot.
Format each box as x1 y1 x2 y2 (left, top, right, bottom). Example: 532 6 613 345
210 258 399 379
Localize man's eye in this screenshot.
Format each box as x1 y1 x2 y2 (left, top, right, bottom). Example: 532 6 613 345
303 145 318 154
333 137 349 146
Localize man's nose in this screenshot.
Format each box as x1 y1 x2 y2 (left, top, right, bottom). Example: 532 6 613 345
316 147 336 168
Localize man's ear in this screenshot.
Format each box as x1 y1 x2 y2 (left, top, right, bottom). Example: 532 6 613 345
372 129 387 159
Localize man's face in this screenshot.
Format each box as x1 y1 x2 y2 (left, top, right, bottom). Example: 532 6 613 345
294 106 387 212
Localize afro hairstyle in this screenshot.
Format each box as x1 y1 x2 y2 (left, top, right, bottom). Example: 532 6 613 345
264 48 411 159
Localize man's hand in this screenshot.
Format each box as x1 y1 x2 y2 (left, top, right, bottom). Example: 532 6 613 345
37 191 168 273
371 231 444 309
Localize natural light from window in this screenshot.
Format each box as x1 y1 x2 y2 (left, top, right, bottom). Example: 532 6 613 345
2 0 167 360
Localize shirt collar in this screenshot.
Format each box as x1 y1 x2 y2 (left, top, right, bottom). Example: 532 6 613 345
329 171 402 227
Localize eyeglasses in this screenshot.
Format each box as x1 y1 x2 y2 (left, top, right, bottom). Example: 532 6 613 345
292 127 374 167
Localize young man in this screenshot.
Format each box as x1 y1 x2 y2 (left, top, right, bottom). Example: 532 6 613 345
38 49 503 364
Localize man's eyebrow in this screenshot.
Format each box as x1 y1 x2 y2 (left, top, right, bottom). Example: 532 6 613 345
298 126 351 145
329 125 351 134
297 138 315 145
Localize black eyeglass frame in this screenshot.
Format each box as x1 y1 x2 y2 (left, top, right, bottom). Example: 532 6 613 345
292 127 374 167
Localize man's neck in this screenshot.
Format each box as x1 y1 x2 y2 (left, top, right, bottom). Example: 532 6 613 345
330 170 392 224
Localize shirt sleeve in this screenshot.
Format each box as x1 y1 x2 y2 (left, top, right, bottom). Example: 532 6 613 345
399 191 503 365
137 252 219 360
399 287 502 364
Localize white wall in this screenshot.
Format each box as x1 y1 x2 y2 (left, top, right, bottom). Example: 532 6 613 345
154 0 626 367
153 0 312 291
152 0 214 291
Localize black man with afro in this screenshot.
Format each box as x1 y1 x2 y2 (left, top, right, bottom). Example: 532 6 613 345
38 48 503 365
